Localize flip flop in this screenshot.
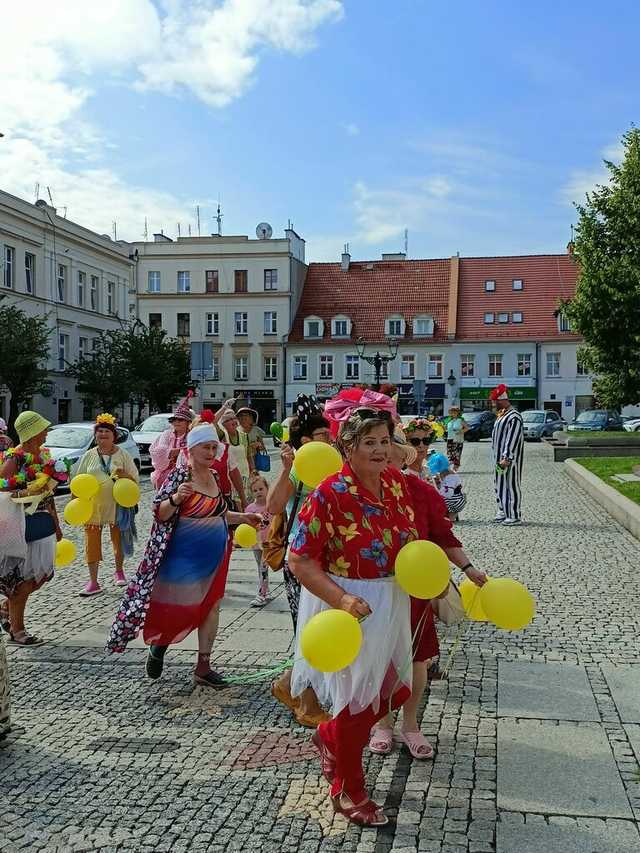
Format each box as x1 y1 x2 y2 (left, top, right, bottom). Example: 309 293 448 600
368 727 394 755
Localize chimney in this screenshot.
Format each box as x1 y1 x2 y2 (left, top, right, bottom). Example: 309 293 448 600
447 254 460 340
341 243 351 272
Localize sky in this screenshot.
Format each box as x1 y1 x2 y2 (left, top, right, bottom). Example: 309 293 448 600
1 0 638 262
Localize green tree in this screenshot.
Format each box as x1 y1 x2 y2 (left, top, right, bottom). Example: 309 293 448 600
0 304 51 435
567 127 640 408
67 330 133 413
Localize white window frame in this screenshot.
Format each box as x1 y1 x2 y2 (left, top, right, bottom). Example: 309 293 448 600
484 279 496 292
57 264 66 303
577 358 589 376
77 271 85 306
401 354 415 380
497 312 509 324
512 278 524 291
293 355 308 381
345 354 360 380
25 252 35 294
319 354 334 380
90 275 98 310
206 312 219 336
488 353 503 377
558 314 571 333
386 317 404 338
484 312 495 324
263 311 277 335
304 317 323 339
428 354 443 379
58 332 69 371
177 271 190 294
78 336 89 360
332 316 350 338
234 312 248 335
413 316 434 337
107 281 114 314
3 245 14 288
546 352 561 377
460 354 475 377
517 353 532 377
148 271 161 293
264 356 278 381
512 311 523 323
264 269 278 291
234 355 248 381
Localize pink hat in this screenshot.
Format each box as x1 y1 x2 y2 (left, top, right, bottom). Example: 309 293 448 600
171 390 195 422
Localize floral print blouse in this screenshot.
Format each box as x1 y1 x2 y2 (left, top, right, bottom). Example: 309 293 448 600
290 462 418 579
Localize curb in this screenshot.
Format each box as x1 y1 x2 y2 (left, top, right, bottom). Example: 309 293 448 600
564 458 640 540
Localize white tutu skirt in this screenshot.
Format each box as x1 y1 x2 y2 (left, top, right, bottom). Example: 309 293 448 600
291 576 412 717
22 535 56 585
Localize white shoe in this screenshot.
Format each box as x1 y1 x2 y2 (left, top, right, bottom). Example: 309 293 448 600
502 518 522 526
491 514 506 523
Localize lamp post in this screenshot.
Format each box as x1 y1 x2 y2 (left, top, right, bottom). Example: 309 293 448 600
355 337 399 391
447 369 457 407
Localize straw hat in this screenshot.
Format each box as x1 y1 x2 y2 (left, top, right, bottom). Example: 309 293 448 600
14 411 51 444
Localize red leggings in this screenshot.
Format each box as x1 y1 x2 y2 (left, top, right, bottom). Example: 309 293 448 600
318 680 411 800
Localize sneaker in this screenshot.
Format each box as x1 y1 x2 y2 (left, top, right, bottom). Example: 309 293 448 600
79 581 102 597
146 646 166 680
113 570 127 587
250 595 268 608
502 518 522 526
491 514 506 523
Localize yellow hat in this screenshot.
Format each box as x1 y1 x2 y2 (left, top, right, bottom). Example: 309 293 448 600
14 411 52 444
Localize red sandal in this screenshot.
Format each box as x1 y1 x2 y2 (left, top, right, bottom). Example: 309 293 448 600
331 793 389 827
311 730 336 785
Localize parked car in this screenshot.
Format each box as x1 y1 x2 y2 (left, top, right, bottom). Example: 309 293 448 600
45 422 141 478
463 410 496 441
567 409 624 432
521 409 566 440
623 416 640 433
130 414 173 468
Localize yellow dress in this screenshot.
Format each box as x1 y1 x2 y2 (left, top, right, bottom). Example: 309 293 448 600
75 448 139 526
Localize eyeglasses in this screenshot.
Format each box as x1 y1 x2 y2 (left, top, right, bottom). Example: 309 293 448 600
408 436 433 446
353 408 392 422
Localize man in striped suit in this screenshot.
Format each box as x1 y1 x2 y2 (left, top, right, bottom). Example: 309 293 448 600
490 384 524 526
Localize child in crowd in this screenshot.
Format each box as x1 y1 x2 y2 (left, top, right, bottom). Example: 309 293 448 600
245 474 273 607
427 452 467 522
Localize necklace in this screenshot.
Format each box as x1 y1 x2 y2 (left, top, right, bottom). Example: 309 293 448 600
0 446 56 490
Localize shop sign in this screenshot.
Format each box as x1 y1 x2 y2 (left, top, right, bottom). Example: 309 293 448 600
316 383 341 396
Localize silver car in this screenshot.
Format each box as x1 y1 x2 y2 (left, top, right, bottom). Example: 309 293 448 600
130 413 173 468
522 409 566 440
45 422 141 478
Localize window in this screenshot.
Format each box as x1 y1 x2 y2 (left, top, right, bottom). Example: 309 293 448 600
517 353 532 376
332 317 350 337
485 279 496 292
234 312 248 335
177 313 190 337
488 354 503 377
234 270 248 293
558 313 571 332
78 337 89 359
90 275 98 310
305 318 322 338
25 252 35 294
234 356 248 381
345 355 360 380
428 354 443 379
148 313 162 329
460 354 475 377
211 355 220 381
498 312 509 324
577 358 589 376
57 264 66 302
484 312 495 324
206 312 219 336
107 281 114 314
3 245 14 288
205 270 218 294
387 318 404 337
264 356 278 381
264 269 278 291
177 271 190 293
58 333 69 371
378 360 389 380
413 316 434 337
77 271 85 306
401 354 415 380
293 355 308 380
512 279 523 291
264 311 277 335
319 355 334 380
148 271 161 293
512 312 523 323
546 352 561 377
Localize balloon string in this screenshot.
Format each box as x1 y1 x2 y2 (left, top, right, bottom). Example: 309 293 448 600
441 583 482 677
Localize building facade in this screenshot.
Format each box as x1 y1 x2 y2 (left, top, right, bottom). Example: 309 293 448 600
0 190 133 425
132 228 306 425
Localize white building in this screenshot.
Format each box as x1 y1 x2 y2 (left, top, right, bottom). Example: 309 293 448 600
0 190 133 425
132 226 306 425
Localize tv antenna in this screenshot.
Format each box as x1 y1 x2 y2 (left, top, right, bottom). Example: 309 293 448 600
143 217 148 241
47 186 54 206
196 205 201 236
404 228 408 255
214 202 223 236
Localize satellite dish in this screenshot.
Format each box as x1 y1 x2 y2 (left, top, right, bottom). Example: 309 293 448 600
256 222 273 240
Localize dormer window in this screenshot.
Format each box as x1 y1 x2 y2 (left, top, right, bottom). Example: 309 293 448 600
332 316 351 338
385 316 405 337
558 313 572 333
413 315 434 337
304 316 324 338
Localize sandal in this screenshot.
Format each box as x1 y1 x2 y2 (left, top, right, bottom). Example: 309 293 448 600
311 730 337 784
397 730 434 760
331 793 389 827
9 630 45 647
368 727 394 755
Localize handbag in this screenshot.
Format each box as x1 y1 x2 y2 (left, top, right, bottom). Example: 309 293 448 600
255 450 271 472
262 481 303 572
24 511 56 543
431 580 465 626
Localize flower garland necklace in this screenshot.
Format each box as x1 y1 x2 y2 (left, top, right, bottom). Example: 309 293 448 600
0 446 56 490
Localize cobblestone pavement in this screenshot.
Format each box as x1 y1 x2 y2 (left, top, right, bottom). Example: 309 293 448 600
2 441 640 852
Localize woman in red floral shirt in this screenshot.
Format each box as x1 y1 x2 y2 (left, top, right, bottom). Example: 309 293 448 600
289 409 418 827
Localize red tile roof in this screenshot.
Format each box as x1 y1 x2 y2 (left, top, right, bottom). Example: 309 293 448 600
456 254 579 341
288 259 452 344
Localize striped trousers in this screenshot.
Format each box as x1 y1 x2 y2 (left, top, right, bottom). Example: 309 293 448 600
494 461 522 521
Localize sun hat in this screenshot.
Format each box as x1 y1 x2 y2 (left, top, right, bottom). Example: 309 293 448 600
186 424 225 458
14 411 52 444
236 406 258 421
219 409 239 426
392 429 418 466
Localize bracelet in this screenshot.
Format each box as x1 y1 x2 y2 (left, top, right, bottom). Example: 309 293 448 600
460 562 474 572
168 494 180 508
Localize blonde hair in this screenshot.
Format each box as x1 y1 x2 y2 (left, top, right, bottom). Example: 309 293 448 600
250 474 269 492
337 413 394 456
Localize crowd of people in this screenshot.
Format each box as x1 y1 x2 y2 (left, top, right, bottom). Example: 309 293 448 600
0 383 525 826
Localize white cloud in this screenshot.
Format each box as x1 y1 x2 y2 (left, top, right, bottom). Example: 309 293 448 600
560 138 624 206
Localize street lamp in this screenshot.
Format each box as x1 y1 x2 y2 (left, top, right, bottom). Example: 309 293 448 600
447 369 457 406
355 336 399 391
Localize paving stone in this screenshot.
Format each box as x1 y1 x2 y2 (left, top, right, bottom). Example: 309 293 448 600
624 724 640 764
497 660 599 722
601 666 640 723
497 720 632 818
496 818 640 853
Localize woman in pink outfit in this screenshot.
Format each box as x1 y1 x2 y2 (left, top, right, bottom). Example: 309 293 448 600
150 394 194 491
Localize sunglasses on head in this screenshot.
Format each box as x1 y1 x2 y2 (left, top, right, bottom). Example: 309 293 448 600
353 407 392 422
408 436 433 446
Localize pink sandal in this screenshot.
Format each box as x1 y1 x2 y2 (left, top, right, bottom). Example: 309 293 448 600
368 727 394 755
397 730 434 759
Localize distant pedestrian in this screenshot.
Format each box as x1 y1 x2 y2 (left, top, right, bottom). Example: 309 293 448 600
236 407 267 473
490 385 524 525
428 452 467 522
245 474 273 607
149 392 194 491
219 409 251 509
445 406 468 470
0 418 12 453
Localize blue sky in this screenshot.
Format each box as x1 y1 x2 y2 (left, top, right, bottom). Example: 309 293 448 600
2 1 638 260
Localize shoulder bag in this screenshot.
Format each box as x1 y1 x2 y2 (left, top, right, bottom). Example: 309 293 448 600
262 481 304 572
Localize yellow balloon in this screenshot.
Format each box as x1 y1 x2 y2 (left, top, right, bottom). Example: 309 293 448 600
113 478 140 508
300 609 362 673
64 498 93 526
55 538 77 567
479 577 535 630
293 442 342 489
459 578 489 621
394 540 450 599
234 523 258 548
70 473 100 501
